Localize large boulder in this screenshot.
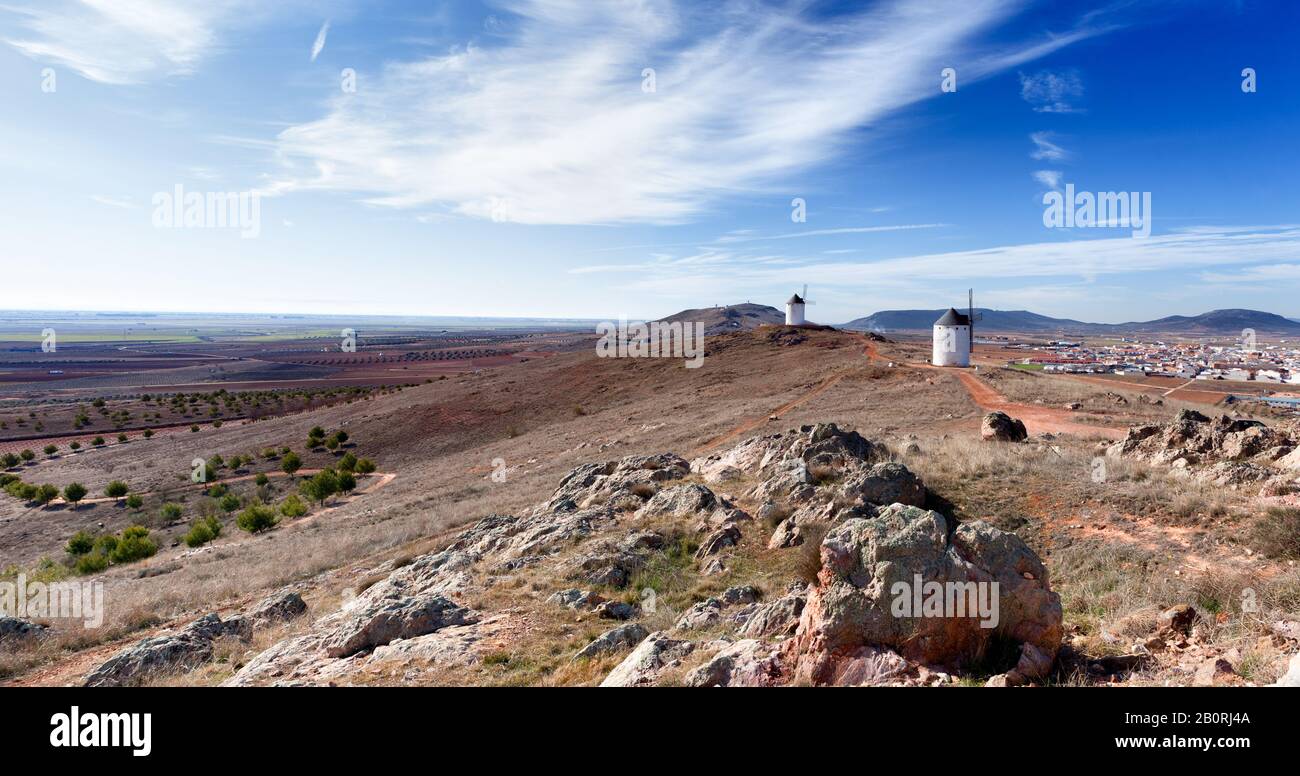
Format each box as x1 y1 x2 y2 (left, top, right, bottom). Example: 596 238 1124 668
600 632 694 687
0 616 48 643
322 595 475 658
248 590 308 627
838 462 926 507
785 504 1062 685
84 613 251 687
685 639 783 687
981 412 1027 442
576 623 650 659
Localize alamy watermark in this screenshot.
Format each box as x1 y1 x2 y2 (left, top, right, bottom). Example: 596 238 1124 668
152 184 261 238
595 317 705 369
1042 183 1151 238
1 573 104 628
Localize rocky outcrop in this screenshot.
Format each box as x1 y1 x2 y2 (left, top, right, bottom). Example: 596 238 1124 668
685 639 783 687
85 613 251 687
0 616 47 643
322 595 475 659
737 586 806 638
1109 411 1297 490
249 590 308 627
576 623 650 659
981 411 1027 442
785 503 1062 685
838 462 926 508
599 632 695 687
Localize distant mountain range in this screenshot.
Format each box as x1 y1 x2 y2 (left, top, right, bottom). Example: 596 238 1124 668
840 308 1300 335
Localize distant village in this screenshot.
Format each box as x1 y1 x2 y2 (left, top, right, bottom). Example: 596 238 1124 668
1004 336 1300 408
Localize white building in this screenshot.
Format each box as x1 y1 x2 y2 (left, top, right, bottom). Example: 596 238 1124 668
932 308 971 367
785 293 806 326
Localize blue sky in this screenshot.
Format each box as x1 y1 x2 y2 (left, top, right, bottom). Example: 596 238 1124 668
0 0 1297 324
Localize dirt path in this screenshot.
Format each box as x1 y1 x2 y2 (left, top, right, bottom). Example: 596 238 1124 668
950 370 1124 439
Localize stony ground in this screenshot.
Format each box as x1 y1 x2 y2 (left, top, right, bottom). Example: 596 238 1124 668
2 327 1298 686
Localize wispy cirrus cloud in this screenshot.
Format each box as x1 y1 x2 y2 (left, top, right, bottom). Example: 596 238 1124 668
1032 169 1063 189
0 1 299 84
310 19 329 62
1019 68 1085 113
1029 131 1069 161
578 226 1300 287
267 0 1111 225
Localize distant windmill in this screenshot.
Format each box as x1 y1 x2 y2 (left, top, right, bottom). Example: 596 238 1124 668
786 285 816 325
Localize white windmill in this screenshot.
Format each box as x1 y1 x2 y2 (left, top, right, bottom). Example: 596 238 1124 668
786 284 815 326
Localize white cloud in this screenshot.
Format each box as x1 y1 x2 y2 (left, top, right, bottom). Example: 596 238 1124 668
310 19 329 62
577 225 1300 288
1032 170 1062 189
268 0 1106 225
0 1 287 84
89 194 137 209
1019 69 1084 113
1029 131 1069 161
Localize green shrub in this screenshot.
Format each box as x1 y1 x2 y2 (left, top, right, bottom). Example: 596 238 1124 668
279 493 308 518
159 502 183 522
66 530 95 556
62 482 88 507
356 458 377 474
116 434 128 443
337 452 357 472
183 515 222 548
109 526 157 563
338 471 357 494
93 534 118 556
104 480 129 498
36 484 59 506
300 469 339 506
219 493 241 513
125 494 144 509
20 449 35 462
43 445 58 456
143 429 154 438
2 453 20 468
281 452 302 475
255 472 270 486
91 437 105 446
75 552 109 574
236 504 278 533
69 441 81 451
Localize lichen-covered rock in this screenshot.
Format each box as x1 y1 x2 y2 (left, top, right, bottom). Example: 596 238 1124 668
0 616 48 643
695 522 741 558
785 504 1062 685
838 462 926 508
634 483 717 520
576 623 650 659
981 411 1027 442
84 613 251 687
599 632 695 687
685 639 783 687
738 587 806 638
248 590 308 627
322 595 476 658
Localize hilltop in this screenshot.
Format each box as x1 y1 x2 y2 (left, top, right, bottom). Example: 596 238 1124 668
654 303 783 336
